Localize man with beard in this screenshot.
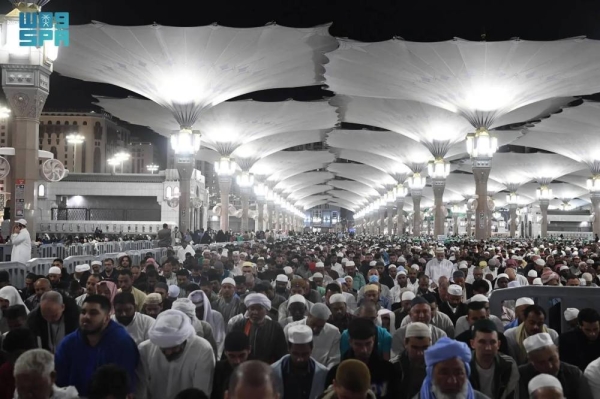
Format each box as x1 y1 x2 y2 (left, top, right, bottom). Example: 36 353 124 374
212 331 251 399
393 322 431 399
416 337 490 399
137 309 216 398
142 292 164 319
230 293 288 363
328 293 354 332
54 295 140 397
213 277 243 324
272 325 328 399
111 292 155 345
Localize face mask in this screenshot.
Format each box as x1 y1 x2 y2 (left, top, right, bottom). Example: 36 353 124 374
369 275 379 283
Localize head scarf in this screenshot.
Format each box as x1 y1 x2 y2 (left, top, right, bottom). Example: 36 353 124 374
148 309 195 348
420 337 475 399
0 286 29 314
188 290 224 345
98 281 117 314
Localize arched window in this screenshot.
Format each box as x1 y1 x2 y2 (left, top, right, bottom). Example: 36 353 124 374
50 146 58 160
38 184 45 197
83 121 87 126
174 187 180 197
94 122 102 140
166 186 173 199
64 121 69 125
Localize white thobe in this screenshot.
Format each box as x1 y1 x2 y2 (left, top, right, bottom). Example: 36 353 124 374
424 259 455 285
284 318 341 369
390 285 416 303
137 335 215 399
176 245 195 262
585 357 600 399
112 312 155 345
10 228 32 264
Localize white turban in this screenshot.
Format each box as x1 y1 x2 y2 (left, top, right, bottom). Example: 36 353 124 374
148 309 195 348
221 277 236 286
171 299 196 321
528 374 563 395
329 293 346 304
244 293 271 310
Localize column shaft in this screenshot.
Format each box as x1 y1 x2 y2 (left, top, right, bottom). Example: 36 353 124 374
218 176 232 232
240 188 250 233
379 207 385 234
257 200 264 231
473 166 491 240
386 204 394 235
466 211 473 237
432 179 445 237
413 195 422 236
540 200 550 238
593 195 600 238
509 205 517 237
396 199 404 235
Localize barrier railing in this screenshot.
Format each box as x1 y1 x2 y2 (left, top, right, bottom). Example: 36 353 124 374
489 286 600 333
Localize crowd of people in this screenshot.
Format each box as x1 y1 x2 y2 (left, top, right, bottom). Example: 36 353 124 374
1 230 600 399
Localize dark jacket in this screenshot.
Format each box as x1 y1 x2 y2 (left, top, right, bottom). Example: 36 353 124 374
518 361 592 399
326 350 400 399
211 360 234 399
395 351 425 399
26 293 79 351
438 302 468 326
230 318 288 364
559 328 600 371
469 353 516 399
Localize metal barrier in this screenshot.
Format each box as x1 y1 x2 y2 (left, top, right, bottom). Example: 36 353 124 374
0 262 27 287
27 258 60 277
489 286 600 333
0 244 13 262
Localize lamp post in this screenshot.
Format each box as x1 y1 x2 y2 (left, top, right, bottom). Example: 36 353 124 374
146 164 159 174
466 127 498 240
171 127 201 234
114 151 130 173
428 158 451 237
407 172 426 236
66 134 84 173
236 170 254 232
1 1 59 233
107 158 119 174
395 185 407 235
536 185 553 238
214 156 237 232
588 176 600 237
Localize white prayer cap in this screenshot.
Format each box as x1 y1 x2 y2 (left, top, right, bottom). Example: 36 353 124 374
470 294 489 303
458 261 468 270
283 266 293 274
497 273 509 280
168 285 180 298
564 308 579 321
288 324 313 344
559 265 569 272
532 278 543 286
310 303 332 320
448 284 463 296
435 247 445 253
369 261 377 267
587 259 595 265
398 256 406 263
144 293 163 305
405 322 431 338
171 299 195 319
524 332 554 353
401 291 416 301
315 262 324 268
16 218 27 225
449 256 456 261
329 293 346 304
528 374 563 395
221 277 236 286
240 252 248 257
515 297 534 307
336 252 343 257
244 293 271 310
232 251 239 255
341 258 348 264
188 290 207 306
287 294 306 308
117 253 127 258
397 270 406 276
527 270 538 278
276 274 289 283
583 272 593 282
257 257 265 261
535 259 546 266
388 264 397 270
148 309 195 348
242 261 254 268
411 265 420 270
91 260 102 266
48 267 61 275
345 261 355 267
313 272 324 279
75 264 90 273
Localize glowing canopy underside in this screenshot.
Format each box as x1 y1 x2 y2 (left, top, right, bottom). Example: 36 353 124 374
56 23 336 127
325 38 600 128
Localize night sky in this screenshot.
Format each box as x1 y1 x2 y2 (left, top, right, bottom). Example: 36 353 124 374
2 0 600 148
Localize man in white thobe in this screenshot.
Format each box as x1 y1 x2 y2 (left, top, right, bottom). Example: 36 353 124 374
284 303 341 369
424 248 455 286
112 292 156 345
137 309 216 399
